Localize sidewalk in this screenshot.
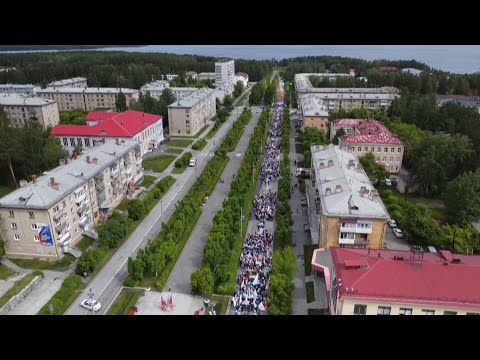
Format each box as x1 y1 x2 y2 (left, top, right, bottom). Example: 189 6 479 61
164 110 261 294
0 259 31 298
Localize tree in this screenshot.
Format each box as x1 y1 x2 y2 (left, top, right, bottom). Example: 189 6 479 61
267 273 294 315
301 127 327 166
272 248 297 279
0 107 23 187
331 127 346 145
359 152 389 185
115 91 127 112
158 88 176 121
190 265 214 295
444 170 480 225
127 199 146 221
0 235 5 258
233 80 245 98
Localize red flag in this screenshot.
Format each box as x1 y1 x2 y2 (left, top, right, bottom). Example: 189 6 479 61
169 295 173 308
161 296 165 310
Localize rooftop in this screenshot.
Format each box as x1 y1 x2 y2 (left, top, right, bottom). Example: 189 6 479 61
37 87 138 95
47 77 87 86
320 247 480 309
0 139 140 210
85 112 119 122
294 73 353 92
51 110 162 137
311 144 390 219
299 94 328 117
167 88 215 109
0 83 39 89
0 95 56 106
236 72 249 78
334 119 403 145
140 81 170 91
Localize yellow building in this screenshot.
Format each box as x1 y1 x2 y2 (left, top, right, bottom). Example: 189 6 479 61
312 247 480 315
299 94 329 135
310 144 389 249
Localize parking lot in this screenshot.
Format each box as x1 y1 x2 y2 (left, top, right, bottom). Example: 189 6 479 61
384 223 410 250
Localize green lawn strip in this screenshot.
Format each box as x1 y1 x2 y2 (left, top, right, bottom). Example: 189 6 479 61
143 155 176 172
141 175 157 188
107 288 144 315
298 177 306 193
192 138 207 151
195 124 210 138
308 308 325 315
11 255 74 271
205 294 229 315
37 275 85 315
0 264 16 280
306 281 315 303
75 237 94 252
235 89 251 105
165 148 184 155
0 185 15 198
168 139 194 148
0 271 43 309
172 167 187 174
295 143 303 154
304 245 316 276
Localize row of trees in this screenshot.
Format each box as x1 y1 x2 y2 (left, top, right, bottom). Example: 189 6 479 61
249 76 269 106
59 108 87 125
129 89 176 123
0 52 273 88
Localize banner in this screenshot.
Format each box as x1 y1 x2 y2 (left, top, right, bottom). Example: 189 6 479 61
38 224 54 246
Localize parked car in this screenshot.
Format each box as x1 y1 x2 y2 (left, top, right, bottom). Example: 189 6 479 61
189 159 196 167
160 136 171 144
80 298 102 312
390 178 398 187
382 178 392 186
393 228 404 238
387 219 397 228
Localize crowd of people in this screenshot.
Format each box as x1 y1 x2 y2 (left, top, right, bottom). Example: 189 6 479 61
232 84 286 315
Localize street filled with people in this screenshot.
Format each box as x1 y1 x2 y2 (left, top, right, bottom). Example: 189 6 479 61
232 82 285 315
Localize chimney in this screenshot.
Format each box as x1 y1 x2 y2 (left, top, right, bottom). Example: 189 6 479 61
73 151 78 160
31 175 37 184
92 157 99 164
50 177 55 184
116 138 120 145
86 156 91 163
59 158 66 166
102 137 106 143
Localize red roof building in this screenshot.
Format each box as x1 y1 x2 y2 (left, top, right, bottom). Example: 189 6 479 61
51 110 164 156
331 118 404 174
378 66 399 72
312 247 480 315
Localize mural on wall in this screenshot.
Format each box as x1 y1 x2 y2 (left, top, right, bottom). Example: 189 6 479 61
38 224 54 246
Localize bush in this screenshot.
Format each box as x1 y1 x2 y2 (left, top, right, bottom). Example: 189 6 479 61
123 276 138 287
191 265 214 295
175 152 192 168
37 275 82 315
127 199 146 221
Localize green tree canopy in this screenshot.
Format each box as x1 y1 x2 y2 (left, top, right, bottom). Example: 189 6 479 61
115 91 127 112
444 170 480 225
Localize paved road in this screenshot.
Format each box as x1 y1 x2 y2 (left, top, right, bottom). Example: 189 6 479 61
164 110 261 294
65 107 259 315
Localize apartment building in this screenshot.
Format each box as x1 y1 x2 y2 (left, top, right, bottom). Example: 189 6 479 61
214 81 235 103
0 139 143 260
294 73 354 93
197 72 216 81
0 84 40 97
51 110 163 156
0 95 60 129
140 80 171 100
235 72 249 88
436 94 480 114
47 77 88 88
215 59 235 86
312 247 480 315
185 71 197 80
310 144 390 250
171 87 198 101
331 118 404 173
298 93 329 134
166 74 178 81
36 87 139 112
168 88 216 136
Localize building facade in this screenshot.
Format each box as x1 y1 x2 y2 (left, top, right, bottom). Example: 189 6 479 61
166 74 178 81
310 144 390 250
170 87 198 101
168 88 216 136
436 94 480 114
47 77 88 88
298 94 329 134
140 80 170 100
197 72 216 81
331 119 404 173
0 95 60 129
215 59 235 86
0 139 143 260
234 72 249 88
312 247 480 315
36 87 139 112
51 110 163 156
185 71 197 80
0 84 40 97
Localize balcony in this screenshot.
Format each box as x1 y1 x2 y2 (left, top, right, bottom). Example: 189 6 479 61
340 223 372 234
339 237 355 245
136 157 142 165
79 216 92 228
126 166 132 175
53 210 67 221
59 232 72 245
77 203 87 215
110 168 119 178
55 221 67 234
75 193 86 204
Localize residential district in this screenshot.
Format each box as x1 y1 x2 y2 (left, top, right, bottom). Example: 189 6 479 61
0 54 479 316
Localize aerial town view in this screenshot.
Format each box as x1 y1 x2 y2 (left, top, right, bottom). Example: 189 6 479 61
1 45 480 316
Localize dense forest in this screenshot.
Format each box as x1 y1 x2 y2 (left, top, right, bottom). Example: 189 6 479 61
0 52 273 88
0 45 141 51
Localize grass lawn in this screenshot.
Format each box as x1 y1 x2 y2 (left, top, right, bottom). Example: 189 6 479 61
165 148 184 155
0 263 16 280
116 198 131 211
172 167 187 174
0 271 42 308
308 308 326 315
168 139 194 148
141 175 157 188
11 255 74 271
37 275 85 315
304 245 316 276
404 194 449 222
295 143 304 154
306 281 315 303
205 294 229 315
75 237 94 252
195 124 210 138
0 185 15 198
107 288 144 315
143 155 176 172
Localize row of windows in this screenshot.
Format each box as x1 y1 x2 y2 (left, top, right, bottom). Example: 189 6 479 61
356 147 402 153
9 211 35 218
354 304 478 315
379 157 401 162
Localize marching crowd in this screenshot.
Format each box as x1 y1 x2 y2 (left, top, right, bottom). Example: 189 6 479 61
232 91 286 315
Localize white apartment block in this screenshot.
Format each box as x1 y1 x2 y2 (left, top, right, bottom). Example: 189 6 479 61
170 87 198 101
0 95 60 129
166 74 178 81
215 59 235 86
140 80 171 100
36 87 139 112
0 139 143 260
168 88 216 136
0 84 41 97
47 77 88 88
197 72 216 81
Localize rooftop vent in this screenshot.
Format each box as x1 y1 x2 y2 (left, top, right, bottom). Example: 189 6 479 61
325 187 332 196
328 159 334 167
319 162 324 169
335 185 343 193
92 158 99 165
348 159 355 168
